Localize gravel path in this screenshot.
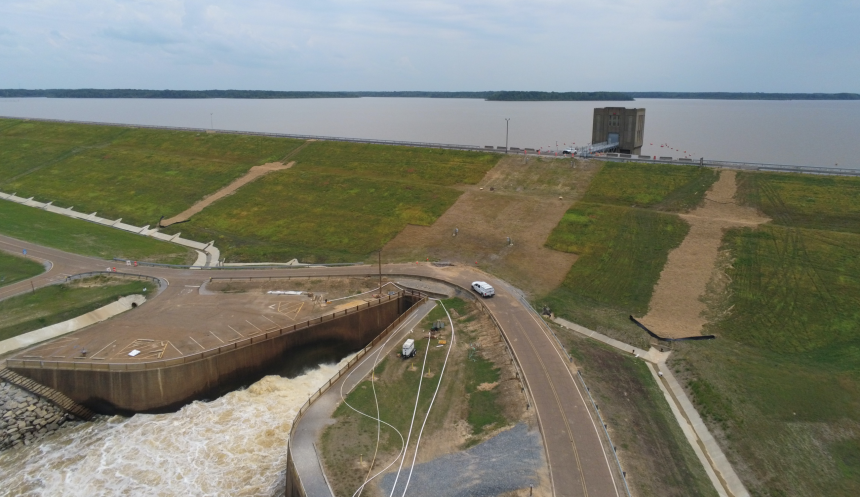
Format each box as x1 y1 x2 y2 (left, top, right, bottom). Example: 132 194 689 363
379 423 543 497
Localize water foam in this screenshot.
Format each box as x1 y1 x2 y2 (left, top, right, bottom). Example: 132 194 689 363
0 357 353 496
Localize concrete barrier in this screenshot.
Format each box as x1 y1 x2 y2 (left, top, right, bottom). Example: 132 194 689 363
0 191 219 267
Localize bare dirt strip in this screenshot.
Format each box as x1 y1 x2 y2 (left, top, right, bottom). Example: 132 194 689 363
160 161 294 226
384 157 602 296
638 169 770 338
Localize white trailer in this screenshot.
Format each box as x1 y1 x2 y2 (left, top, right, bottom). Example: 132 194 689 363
402 339 416 358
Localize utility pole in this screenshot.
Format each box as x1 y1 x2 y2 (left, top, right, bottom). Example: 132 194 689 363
378 250 382 295
505 118 510 154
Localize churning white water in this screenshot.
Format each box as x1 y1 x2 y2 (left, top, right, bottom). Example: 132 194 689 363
0 356 352 497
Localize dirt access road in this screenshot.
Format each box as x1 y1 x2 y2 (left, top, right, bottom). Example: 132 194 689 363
1 234 622 497
638 170 770 338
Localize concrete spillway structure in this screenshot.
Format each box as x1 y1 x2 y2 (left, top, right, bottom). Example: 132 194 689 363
6 292 422 414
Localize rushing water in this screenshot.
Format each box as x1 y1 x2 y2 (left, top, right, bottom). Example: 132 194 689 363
0 357 352 497
1 97 859 169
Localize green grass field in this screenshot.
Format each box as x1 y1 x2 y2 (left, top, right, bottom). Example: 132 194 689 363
171 141 498 262
665 174 860 496
0 252 44 288
0 200 194 264
0 276 149 341
0 118 305 226
736 170 860 234
583 162 718 211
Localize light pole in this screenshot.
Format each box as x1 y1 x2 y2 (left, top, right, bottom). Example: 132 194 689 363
505 118 510 154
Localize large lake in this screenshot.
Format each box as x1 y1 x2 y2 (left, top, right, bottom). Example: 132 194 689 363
1 97 858 169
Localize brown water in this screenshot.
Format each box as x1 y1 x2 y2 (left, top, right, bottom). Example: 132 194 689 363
1 97 858 168
0 356 352 497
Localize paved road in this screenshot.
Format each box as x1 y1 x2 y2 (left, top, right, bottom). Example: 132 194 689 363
0 234 622 497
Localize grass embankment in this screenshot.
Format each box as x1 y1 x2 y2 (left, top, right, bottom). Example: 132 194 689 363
172 141 499 262
0 252 44 288
0 118 305 226
669 171 860 496
542 162 717 348
321 298 520 496
555 327 717 497
0 200 194 264
0 276 149 342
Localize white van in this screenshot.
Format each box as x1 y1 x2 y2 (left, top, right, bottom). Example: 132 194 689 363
402 339 416 358
471 281 495 297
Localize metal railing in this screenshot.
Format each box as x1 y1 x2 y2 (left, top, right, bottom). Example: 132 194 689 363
65 271 164 287
6 291 422 372
284 293 429 497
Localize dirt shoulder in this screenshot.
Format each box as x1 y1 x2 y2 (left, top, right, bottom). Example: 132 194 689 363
638 170 770 338
384 157 601 296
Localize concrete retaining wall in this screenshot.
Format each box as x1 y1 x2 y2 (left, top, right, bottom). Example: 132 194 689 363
8 294 420 414
0 191 220 267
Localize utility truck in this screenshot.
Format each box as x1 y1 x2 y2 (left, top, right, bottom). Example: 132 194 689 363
402 339 416 358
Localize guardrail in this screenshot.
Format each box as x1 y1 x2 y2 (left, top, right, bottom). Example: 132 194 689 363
594 155 860 177
65 271 164 288
285 293 429 497
6 115 857 176
6 291 421 372
577 371 633 497
112 258 364 270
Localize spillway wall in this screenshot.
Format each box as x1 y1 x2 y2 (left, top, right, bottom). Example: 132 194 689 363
8 294 419 414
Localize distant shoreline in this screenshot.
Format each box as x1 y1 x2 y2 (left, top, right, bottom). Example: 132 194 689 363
1 89 857 101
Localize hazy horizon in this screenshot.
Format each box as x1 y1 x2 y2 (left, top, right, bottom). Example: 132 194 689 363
1 1 857 93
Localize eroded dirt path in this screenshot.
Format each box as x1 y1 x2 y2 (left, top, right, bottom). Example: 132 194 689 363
638 170 770 338
160 161 294 226
384 157 602 296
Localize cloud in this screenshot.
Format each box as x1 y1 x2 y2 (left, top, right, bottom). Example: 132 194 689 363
0 0 857 91
101 26 184 46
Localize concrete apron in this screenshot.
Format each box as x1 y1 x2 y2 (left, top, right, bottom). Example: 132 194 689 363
0 294 146 356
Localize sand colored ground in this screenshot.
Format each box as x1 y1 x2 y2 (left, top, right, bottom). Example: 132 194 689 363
638 170 770 338
160 161 294 226
384 156 602 296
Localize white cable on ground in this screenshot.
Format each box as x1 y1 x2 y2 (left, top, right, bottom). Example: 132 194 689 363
339 308 413 497
342 302 435 497
327 281 397 303
399 298 456 497
350 304 431 497
387 331 432 497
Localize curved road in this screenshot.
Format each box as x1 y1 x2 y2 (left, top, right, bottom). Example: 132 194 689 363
0 234 621 497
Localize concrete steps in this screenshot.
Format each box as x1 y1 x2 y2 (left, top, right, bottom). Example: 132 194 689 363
0 368 94 420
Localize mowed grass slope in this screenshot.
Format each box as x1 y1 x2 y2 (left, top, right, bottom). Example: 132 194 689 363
173 141 498 262
0 252 44 288
0 119 305 226
0 200 194 264
541 162 713 347
672 172 860 496
583 162 719 211
0 276 149 341
736 170 860 234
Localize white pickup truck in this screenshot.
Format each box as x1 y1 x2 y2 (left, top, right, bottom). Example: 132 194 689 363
471 281 495 297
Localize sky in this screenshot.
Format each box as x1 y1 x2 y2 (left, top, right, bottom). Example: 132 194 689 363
0 0 858 92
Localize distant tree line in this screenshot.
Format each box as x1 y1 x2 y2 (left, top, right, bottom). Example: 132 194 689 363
0 89 359 99
484 91 634 101
627 92 860 100
2 89 857 101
